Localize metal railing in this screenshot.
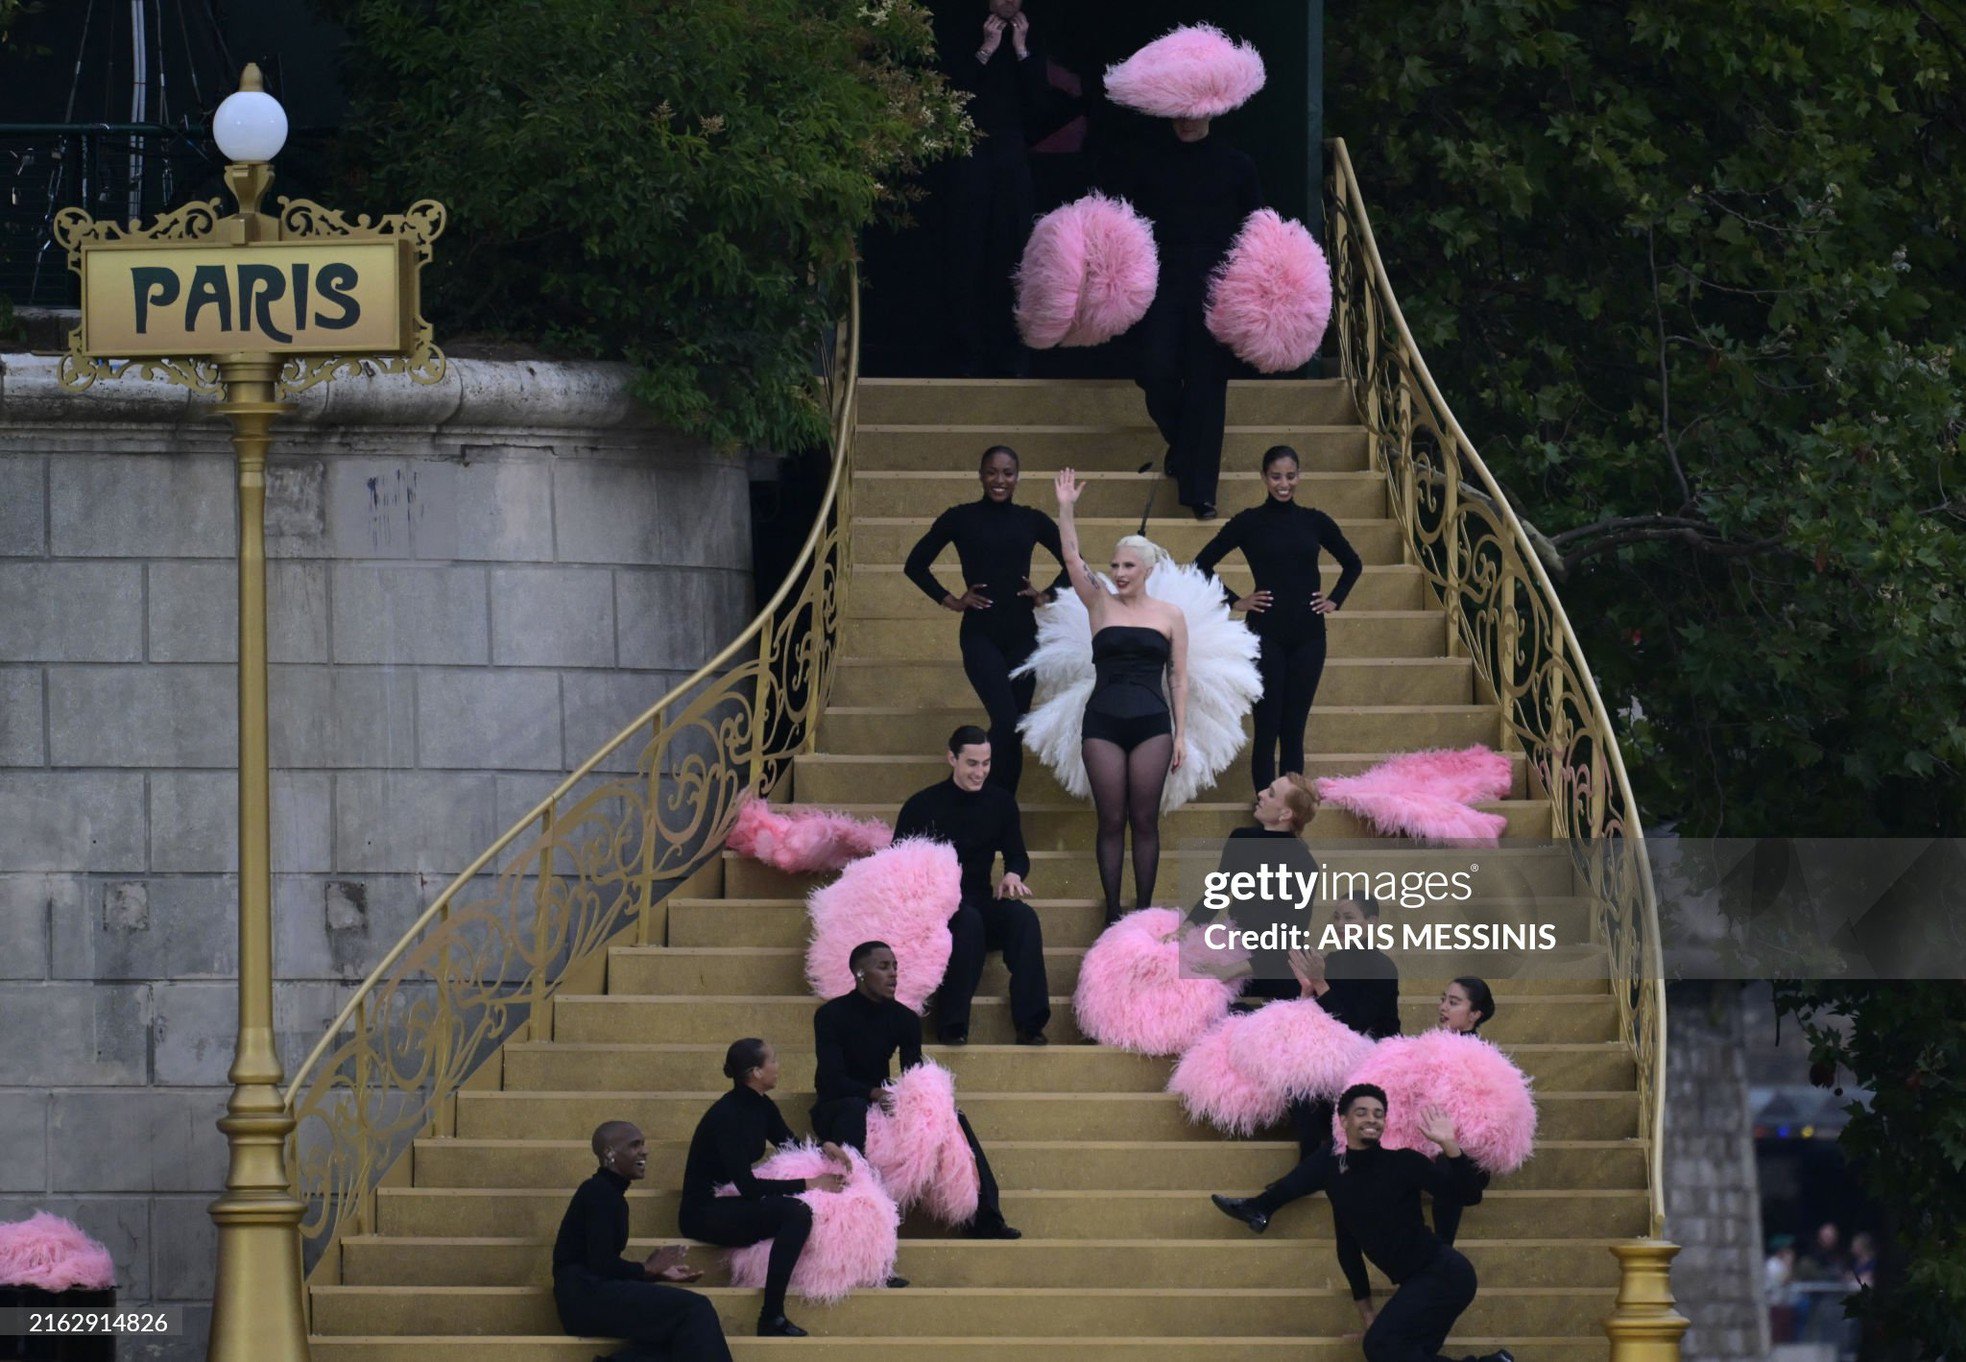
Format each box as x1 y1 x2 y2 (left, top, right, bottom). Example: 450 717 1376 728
280 270 860 1278
0 123 222 306
1326 138 1669 1237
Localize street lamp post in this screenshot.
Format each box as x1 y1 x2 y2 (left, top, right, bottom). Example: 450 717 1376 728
53 65 445 1362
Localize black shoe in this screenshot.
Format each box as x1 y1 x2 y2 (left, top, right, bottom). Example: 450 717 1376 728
965 1219 1023 1240
937 1027 969 1047
1193 503 1218 521
1211 1193 1270 1234
1016 1030 1049 1046
758 1314 808 1337
885 1275 910 1288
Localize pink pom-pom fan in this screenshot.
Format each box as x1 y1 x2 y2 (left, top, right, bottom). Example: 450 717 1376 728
1167 1012 1287 1136
804 838 958 1012
865 1060 981 1226
1072 907 1240 1055
1205 210 1333 373
0 1213 117 1292
1104 25 1267 121
719 1144 899 1303
1337 1029 1538 1175
1015 194 1159 349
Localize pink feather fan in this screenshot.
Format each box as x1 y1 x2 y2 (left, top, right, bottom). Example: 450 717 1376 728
0 1213 116 1292
1103 24 1267 120
1205 209 1333 373
1073 907 1241 1056
729 794 892 874
1338 1029 1538 1175
1315 745 1514 844
1015 193 1159 349
865 1060 981 1226
1167 1011 1284 1136
719 1144 899 1303
804 838 958 1012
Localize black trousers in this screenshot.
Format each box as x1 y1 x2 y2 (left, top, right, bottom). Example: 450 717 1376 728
554 1268 732 1362
1250 629 1328 790
946 136 1035 373
1362 1245 1479 1362
941 893 1050 1037
960 622 1039 794
1136 246 1231 510
810 1095 1006 1228
678 1196 812 1321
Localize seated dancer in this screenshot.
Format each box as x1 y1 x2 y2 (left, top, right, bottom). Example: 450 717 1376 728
1326 1085 1514 1362
1185 772 1324 1003
809 940 1023 1239
895 724 1050 1046
552 1120 730 1362
1054 467 1187 923
903 446 1069 793
678 1038 852 1338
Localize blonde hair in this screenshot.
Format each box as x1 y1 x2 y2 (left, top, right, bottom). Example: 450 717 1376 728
1279 773 1321 831
1112 534 1167 572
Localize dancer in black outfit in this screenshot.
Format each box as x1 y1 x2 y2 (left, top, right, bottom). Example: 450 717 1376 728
1107 118 1264 518
1185 773 1324 1003
1196 445 1364 790
894 726 1050 1045
552 1120 731 1362
1054 468 1188 923
1327 1085 1514 1362
904 447 1068 794
678 1039 852 1337
808 941 1023 1239
941 0 1047 374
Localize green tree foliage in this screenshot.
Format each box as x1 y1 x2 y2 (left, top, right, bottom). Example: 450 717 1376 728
324 0 969 450
1333 9 1965 1347
1771 980 1966 1358
1332 0 1965 838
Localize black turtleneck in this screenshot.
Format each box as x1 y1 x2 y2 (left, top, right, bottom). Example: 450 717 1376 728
1327 1144 1487 1298
679 1086 806 1217
894 777 1030 903
1195 497 1365 640
551 1167 644 1282
812 989 924 1104
903 498 1069 642
1320 948 1402 1040
944 30 1048 140
1108 130 1264 257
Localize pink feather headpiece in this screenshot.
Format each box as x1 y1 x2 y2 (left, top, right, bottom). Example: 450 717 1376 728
1104 25 1267 121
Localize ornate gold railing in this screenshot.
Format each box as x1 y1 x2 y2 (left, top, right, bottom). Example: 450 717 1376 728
1326 139 1669 1237
280 269 860 1278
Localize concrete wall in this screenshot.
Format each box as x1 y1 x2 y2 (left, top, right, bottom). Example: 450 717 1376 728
1666 980 1772 1362
0 353 753 1357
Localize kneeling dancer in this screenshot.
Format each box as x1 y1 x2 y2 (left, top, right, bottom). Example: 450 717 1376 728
809 940 1023 1239
553 1120 730 1361
894 725 1050 1045
1328 1084 1513 1362
679 1038 852 1337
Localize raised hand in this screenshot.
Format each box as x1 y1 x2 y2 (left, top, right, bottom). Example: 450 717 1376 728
1418 1106 1460 1151
979 13 1005 57
1288 946 1327 996
1054 467 1084 509
1010 11 1030 55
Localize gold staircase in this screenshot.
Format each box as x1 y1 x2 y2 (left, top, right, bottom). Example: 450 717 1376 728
284 140 1669 1360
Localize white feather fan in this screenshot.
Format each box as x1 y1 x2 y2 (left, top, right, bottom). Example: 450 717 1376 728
1013 561 1261 812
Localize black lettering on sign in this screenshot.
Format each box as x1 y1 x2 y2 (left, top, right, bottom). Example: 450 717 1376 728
314 263 360 330
290 262 311 332
130 267 179 334
185 265 233 333
238 263 293 344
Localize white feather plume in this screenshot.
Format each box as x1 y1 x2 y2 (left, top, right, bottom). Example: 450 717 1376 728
1013 561 1261 812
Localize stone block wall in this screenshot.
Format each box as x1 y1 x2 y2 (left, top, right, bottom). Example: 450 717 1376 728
1666 979 1772 1362
0 353 753 1357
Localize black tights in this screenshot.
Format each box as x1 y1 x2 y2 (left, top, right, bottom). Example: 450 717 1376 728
1251 631 1327 791
1083 734 1174 922
960 627 1036 794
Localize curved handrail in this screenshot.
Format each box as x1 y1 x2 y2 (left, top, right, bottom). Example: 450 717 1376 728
282 266 861 1269
1326 138 1668 1235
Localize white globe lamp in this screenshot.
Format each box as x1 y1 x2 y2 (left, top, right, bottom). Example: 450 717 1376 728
212 66 288 164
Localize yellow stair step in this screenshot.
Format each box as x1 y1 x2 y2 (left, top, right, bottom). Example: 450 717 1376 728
855 516 1408 566
856 424 1368 472
855 376 1356 426
854 470 1386 520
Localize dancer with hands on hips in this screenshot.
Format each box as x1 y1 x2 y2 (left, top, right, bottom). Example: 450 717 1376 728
1053 467 1187 924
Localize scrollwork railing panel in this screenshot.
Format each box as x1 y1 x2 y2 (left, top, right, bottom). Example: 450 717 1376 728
1327 142 1667 1238
285 271 861 1274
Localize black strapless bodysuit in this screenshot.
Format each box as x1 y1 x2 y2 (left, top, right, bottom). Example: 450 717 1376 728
1083 625 1173 751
